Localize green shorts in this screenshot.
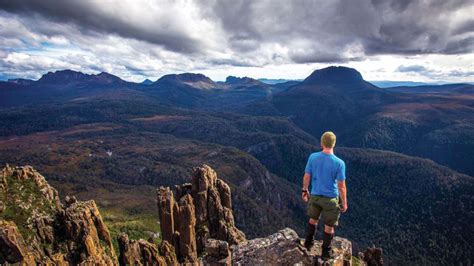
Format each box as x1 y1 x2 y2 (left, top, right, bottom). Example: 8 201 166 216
307 195 340 226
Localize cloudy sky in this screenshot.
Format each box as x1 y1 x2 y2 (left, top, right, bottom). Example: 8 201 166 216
0 0 472 82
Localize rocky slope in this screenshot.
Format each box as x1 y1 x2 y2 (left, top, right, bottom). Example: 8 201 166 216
0 164 177 265
0 165 117 264
0 164 371 265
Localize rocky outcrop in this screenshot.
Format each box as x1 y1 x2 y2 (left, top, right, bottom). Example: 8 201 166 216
58 196 116 265
176 194 198 262
231 228 352 266
1 164 362 265
157 164 245 263
359 247 384 266
0 164 61 209
159 240 178 265
117 233 177 265
191 165 245 249
203 238 232 265
157 186 198 263
157 186 176 245
0 220 36 264
0 165 116 265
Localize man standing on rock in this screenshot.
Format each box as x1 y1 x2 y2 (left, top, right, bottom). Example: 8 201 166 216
301 131 348 260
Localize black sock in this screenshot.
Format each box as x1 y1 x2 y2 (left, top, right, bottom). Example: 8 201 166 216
322 231 334 255
304 222 316 245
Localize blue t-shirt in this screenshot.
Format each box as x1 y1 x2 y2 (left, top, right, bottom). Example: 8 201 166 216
305 152 346 198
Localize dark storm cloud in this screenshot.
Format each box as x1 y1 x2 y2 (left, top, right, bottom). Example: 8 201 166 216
444 37 474 54
453 19 474 35
0 0 204 54
289 50 364 64
208 58 260 67
208 0 474 62
362 0 474 55
0 0 472 68
212 0 261 43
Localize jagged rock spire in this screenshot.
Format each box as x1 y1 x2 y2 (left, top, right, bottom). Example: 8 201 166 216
157 186 176 245
190 165 245 250
157 164 245 263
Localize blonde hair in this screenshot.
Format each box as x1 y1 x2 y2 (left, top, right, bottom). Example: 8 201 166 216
321 131 336 148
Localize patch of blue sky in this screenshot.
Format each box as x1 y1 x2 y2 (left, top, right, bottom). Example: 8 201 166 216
26 42 83 57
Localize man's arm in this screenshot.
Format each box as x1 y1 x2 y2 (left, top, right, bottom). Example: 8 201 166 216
337 180 347 212
302 173 311 202
302 154 313 202
303 173 311 191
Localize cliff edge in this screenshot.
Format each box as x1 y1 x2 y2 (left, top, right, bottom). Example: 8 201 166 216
0 164 378 265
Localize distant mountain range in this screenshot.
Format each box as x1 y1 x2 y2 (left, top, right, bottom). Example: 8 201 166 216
0 66 472 264
370 80 439 87
4 71 471 87
258 78 303 84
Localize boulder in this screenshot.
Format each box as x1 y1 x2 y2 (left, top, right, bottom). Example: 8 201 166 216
359 247 384 266
118 233 168 265
118 233 142 265
231 228 352 266
159 240 178 265
204 238 231 265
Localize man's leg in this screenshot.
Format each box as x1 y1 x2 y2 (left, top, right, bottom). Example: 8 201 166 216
304 218 318 249
320 197 340 259
305 197 322 250
321 224 335 259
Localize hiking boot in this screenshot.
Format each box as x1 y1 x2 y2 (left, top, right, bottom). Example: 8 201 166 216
304 238 314 250
321 246 332 260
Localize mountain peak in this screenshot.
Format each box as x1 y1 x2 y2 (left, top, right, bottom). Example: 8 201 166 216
303 66 365 86
38 69 89 84
141 78 153 85
158 73 213 83
225 76 262 86
156 73 216 89
225 76 258 84
95 71 124 83
37 70 123 84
